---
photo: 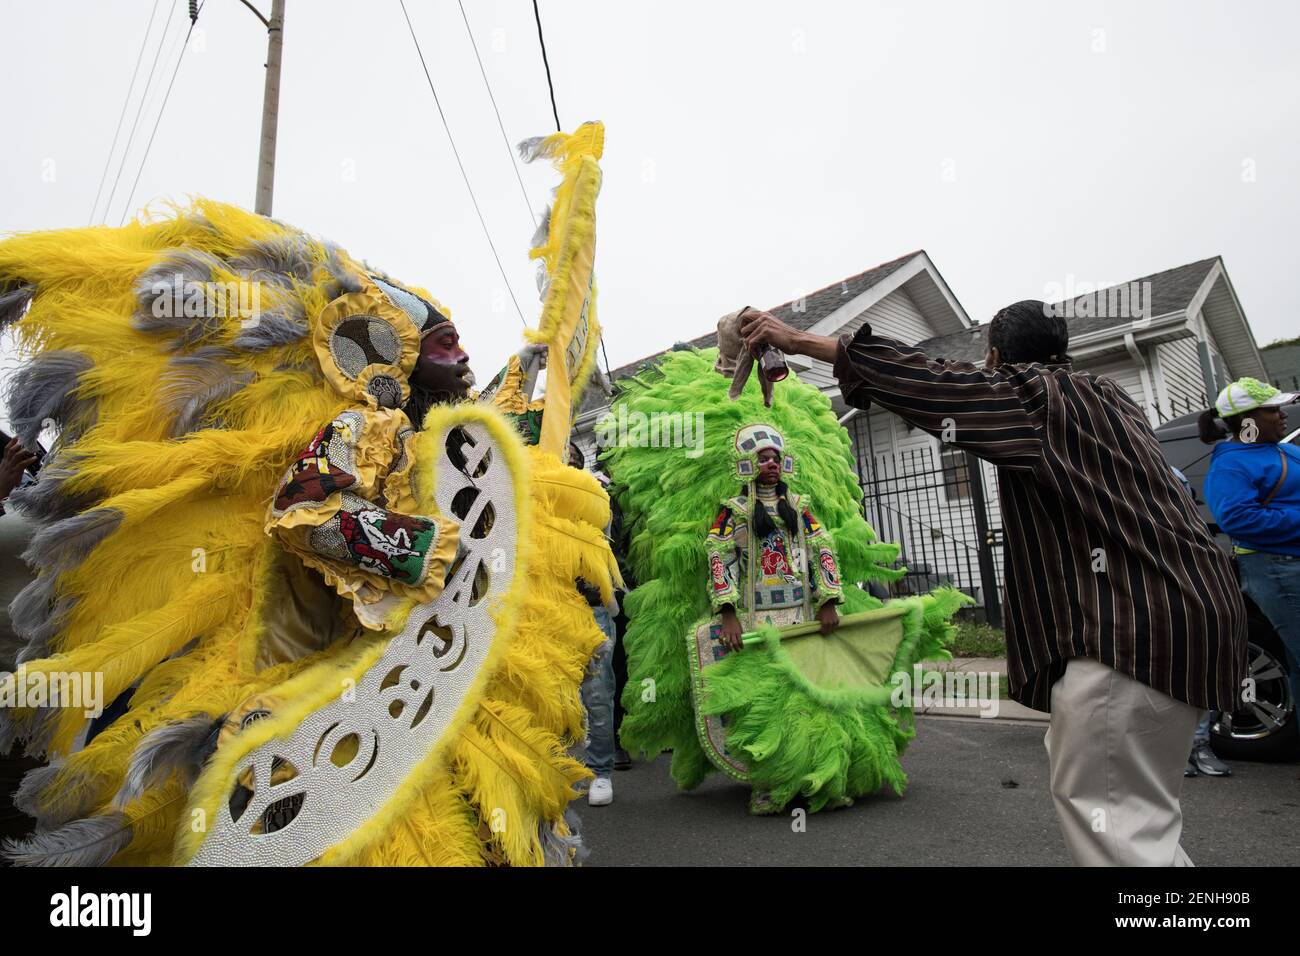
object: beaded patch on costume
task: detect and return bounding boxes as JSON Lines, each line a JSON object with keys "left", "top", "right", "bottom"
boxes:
{"left": 391, "top": 427, "right": 415, "bottom": 474}
{"left": 818, "top": 548, "right": 840, "bottom": 588}
{"left": 507, "top": 408, "right": 544, "bottom": 446}
{"left": 709, "top": 552, "right": 729, "bottom": 594}
{"left": 365, "top": 374, "right": 403, "bottom": 409}
{"left": 308, "top": 492, "right": 439, "bottom": 587}
{"left": 370, "top": 274, "right": 448, "bottom": 334}
{"left": 329, "top": 316, "right": 401, "bottom": 377}
{"left": 272, "top": 411, "right": 365, "bottom": 516}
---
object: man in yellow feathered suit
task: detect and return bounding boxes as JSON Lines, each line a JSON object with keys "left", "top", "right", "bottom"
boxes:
{"left": 0, "top": 123, "right": 617, "bottom": 867}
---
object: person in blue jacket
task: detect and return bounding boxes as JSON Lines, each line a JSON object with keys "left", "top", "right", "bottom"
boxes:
{"left": 1201, "top": 377, "right": 1300, "bottom": 712}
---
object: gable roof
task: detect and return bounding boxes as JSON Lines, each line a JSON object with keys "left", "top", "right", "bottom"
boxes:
{"left": 914, "top": 256, "right": 1266, "bottom": 381}
{"left": 1050, "top": 257, "right": 1219, "bottom": 337}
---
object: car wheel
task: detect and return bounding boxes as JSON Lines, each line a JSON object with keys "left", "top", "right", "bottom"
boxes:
{"left": 1210, "top": 630, "right": 1298, "bottom": 762}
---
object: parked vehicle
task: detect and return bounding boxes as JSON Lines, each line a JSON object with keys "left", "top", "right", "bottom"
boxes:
{"left": 1156, "top": 401, "right": 1300, "bottom": 760}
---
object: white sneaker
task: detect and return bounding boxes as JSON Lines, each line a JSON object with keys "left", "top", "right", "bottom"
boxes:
{"left": 587, "top": 776, "right": 613, "bottom": 806}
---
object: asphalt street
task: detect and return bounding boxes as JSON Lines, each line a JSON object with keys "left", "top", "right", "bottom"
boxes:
{"left": 579, "top": 716, "right": 1300, "bottom": 866}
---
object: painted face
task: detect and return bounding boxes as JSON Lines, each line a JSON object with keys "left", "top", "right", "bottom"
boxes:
{"left": 411, "top": 323, "right": 472, "bottom": 398}
{"left": 756, "top": 447, "right": 782, "bottom": 485}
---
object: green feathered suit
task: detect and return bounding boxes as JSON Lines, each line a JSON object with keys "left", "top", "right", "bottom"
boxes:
{"left": 602, "top": 348, "right": 969, "bottom": 812}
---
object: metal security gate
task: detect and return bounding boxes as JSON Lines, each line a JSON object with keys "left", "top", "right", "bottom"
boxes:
{"left": 855, "top": 444, "right": 1004, "bottom": 628}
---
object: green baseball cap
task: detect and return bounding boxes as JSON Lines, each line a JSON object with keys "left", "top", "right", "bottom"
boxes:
{"left": 1214, "top": 377, "right": 1298, "bottom": 417}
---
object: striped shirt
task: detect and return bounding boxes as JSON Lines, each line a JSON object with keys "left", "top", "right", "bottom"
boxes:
{"left": 833, "top": 326, "right": 1247, "bottom": 713}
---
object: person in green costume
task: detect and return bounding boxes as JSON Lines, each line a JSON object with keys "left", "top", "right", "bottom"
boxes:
{"left": 705, "top": 425, "right": 845, "bottom": 813}
{"left": 604, "top": 348, "right": 967, "bottom": 817}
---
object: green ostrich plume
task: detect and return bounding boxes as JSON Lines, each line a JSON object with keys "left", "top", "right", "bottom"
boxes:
{"left": 602, "top": 348, "right": 969, "bottom": 809}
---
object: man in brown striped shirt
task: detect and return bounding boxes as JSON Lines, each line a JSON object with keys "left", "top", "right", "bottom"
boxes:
{"left": 741, "top": 300, "right": 1247, "bottom": 866}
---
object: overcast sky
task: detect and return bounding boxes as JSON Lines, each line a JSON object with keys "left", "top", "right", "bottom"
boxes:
{"left": 3, "top": 0, "right": 1298, "bottom": 389}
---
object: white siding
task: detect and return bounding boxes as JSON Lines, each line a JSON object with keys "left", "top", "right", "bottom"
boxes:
{"left": 1155, "top": 337, "right": 1212, "bottom": 415}
{"left": 1085, "top": 357, "right": 1146, "bottom": 407}
{"left": 848, "top": 288, "right": 933, "bottom": 346}
{"left": 789, "top": 359, "right": 837, "bottom": 389}
{"left": 789, "top": 287, "right": 938, "bottom": 391}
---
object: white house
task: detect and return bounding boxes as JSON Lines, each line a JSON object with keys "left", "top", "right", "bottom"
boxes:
{"left": 575, "top": 252, "right": 1269, "bottom": 616}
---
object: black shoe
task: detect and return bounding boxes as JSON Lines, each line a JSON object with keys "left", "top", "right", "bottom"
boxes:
{"left": 1184, "top": 758, "right": 1199, "bottom": 778}
{"left": 1191, "top": 744, "right": 1231, "bottom": 777}
{"left": 614, "top": 748, "right": 632, "bottom": 771}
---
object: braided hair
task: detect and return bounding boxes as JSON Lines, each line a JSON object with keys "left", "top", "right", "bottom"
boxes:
{"left": 742, "top": 480, "right": 800, "bottom": 539}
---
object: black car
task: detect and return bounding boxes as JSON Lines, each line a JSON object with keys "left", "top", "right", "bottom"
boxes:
{"left": 1156, "top": 402, "right": 1300, "bottom": 761}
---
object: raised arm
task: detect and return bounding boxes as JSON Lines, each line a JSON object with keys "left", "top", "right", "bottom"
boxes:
{"left": 741, "top": 314, "right": 1044, "bottom": 471}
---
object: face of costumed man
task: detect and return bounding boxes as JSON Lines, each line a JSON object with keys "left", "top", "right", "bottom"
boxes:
{"left": 411, "top": 321, "right": 473, "bottom": 400}
{"left": 756, "top": 447, "right": 782, "bottom": 486}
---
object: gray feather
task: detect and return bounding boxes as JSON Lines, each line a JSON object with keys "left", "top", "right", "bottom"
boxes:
{"left": 0, "top": 698, "right": 63, "bottom": 761}
{"left": 229, "top": 305, "right": 308, "bottom": 351}
{"left": 229, "top": 234, "right": 315, "bottom": 283}
{"left": 8, "top": 573, "right": 58, "bottom": 640}
{"left": 6, "top": 461, "right": 93, "bottom": 522}
{"left": 0, "top": 283, "right": 34, "bottom": 329}
{"left": 21, "top": 703, "right": 66, "bottom": 759}
{"left": 21, "top": 507, "right": 121, "bottom": 574}
{"left": 15, "top": 597, "right": 75, "bottom": 665}
{"left": 159, "top": 348, "right": 254, "bottom": 436}
{"left": 4, "top": 350, "right": 93, "bottom": 448}
{"left": 531, "top": 205, "right": 553, "bottom": 251}
{"left": 542, "top": 807, "right": 588, "bottom": 867}
{"left": 11, "top": 761, "right": 66, "bottom": 821}
{"left": 2, "top": 813, "right": 132, "bottom": 867}
{"left": 322, "top": 243, "right": 363, "bottom": 297}
{"left": 132, "top": 249, "right": 229, "bottom": 345}
{"left": 114, "top": 715, "right": 222, "bottom": 809}
{"left": 12, "top": 760, "right": 102, "bottom": 828}
{"left": 517, "top": 135, "right": 549, "bottom": 163}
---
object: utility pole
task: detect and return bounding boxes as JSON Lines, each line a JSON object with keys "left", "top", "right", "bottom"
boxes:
{"left": 251, "top": 0, "right": 285, "bottom": 216}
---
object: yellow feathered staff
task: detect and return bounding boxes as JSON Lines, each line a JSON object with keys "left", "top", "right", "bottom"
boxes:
{"left": 520, "top": 121, "right": 605, "bottom": 457}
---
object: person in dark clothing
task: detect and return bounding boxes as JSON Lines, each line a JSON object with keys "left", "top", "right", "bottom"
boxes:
{"left": 594, "top": 458, "right": 633, "bottom": 770}
{"left": 740, "top": 299, "right": 1247, "bottom": 866}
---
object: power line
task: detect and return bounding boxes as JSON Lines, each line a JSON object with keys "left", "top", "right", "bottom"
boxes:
{"left": 118, "top": 2, "right": 204, "bottom": 225}
{"left": 88, "top": 0, "right": 162, "bottom": 225}
{"left": 101, "top": 0, "right": 178, "bottom": 224}
{"left": 398, "top": 0, "right": 527, "bottom": 328}
{"left": 532, "top": 0, "right": 561, "bottom": 132}
{"left": 456, "top": 0, "right": 536, "bottom": 229}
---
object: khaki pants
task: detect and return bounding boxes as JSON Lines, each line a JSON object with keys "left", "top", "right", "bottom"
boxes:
{"left": 1044, "top": 656, "right": 1202, "bottom": 866}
